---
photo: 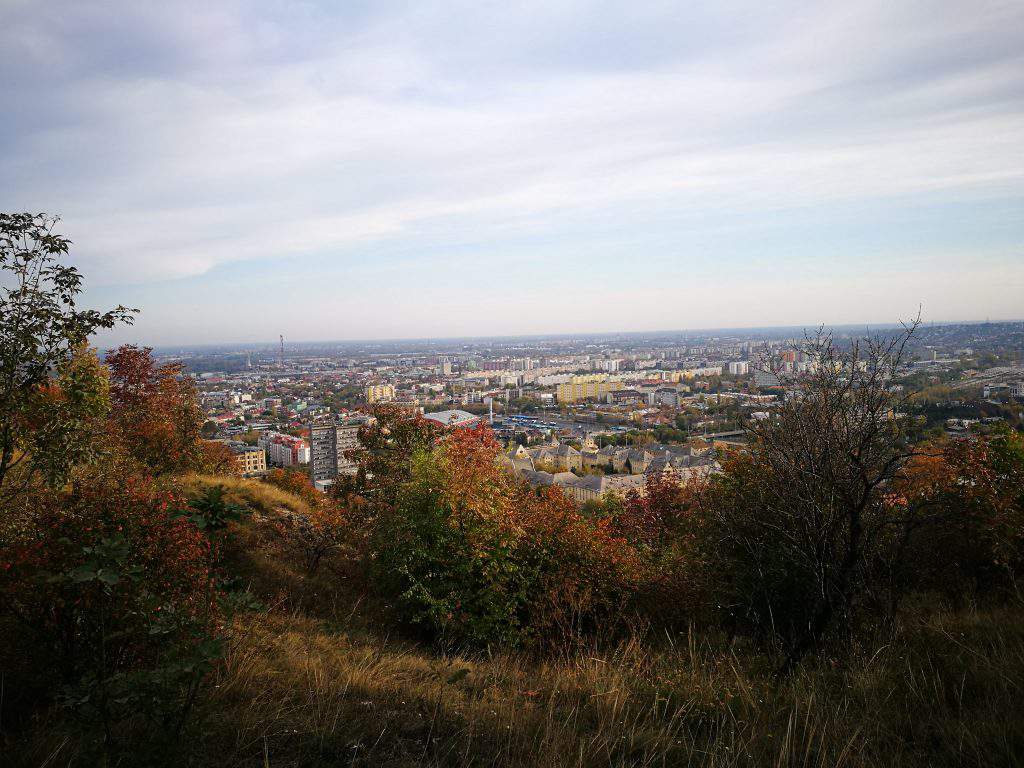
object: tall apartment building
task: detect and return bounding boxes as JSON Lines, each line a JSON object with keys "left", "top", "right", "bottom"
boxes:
{"left": 309, "top": 419, "right": 362, "bottom": 486}
{"left": 556, "top": 375, "right": 623, "bottom": 404}
{"left": 727, "top": 361, "right": 750, "bottom": 375}
{"left": 594, "top": 359, "right": 621, "bottom": 373}
{"left": 365, "top": 383, "right": 396, "bottom": 403}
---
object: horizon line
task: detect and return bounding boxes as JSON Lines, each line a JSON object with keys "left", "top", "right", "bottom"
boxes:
{"left": 134, "top": 317, "right": 1024, "bottom": 352}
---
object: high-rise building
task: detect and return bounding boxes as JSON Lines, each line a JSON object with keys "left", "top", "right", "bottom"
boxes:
{"left": 309, "top": 419, "right": 362, "bottom": 486}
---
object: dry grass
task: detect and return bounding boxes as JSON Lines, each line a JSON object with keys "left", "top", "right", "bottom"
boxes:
{"left": 175, "top": 473, "right": 312, "bottom": 517}
{"left": 188, "top": 601, "right": 1024, "bottom": 768}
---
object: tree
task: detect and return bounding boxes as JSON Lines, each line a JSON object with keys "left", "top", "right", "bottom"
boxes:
{"left": 105, "top": 345, "right": 207, "bottom": 474}
{"left": 0, "top": 213, "right": 135, "bottom": 502}
{"left": 706, "top": 320, "right": 922, "bottom": 671}
{"left": 353, "top": 404, "right": 441, "bottom": 507}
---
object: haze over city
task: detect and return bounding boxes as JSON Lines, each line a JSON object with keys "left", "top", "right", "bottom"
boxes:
{"left": 2, "top": 0, "right": 1022, "bottom": 345}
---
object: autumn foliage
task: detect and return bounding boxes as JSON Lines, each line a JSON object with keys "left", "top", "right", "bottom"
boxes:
{"left": 263, "top": 469, "right": 361, "bottom": 574}
{"left": 367, "top": 423, "right": 647, "bottom": 647}
{"left": 106, "top": 345, "right": 226, "bottom": 475}
{"left": 0, "top": 464, "right": 223, "bottom": 746}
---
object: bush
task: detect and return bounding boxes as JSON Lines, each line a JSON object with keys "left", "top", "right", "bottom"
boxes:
{"left": 0, "top": 466, "right": 224, "bottom": 756}
{"left": 263, "top": 469, "right": 357, "bottom": 574}
{"left": 890, "top": 429, "right": 1024, "bottom": 601}
{"left": 369, "top": 425, "right": 643, "bottom": 649}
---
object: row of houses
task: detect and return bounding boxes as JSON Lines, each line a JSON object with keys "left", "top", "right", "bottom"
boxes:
{"left": 518, "top": 470, "right": 647, "bottom": 504}
{"left": 521, "top": 440, "right": 717, "bottom": 476}
{"left": 498, "top": 440, "right": 721, "bottom": 503}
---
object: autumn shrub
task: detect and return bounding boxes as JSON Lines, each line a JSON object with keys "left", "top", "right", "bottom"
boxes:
{"left": 890, "top": 429, "right": 1024, "bottom": 602}
{"left": 105, "top": 345, "right": 212, "bottom": 475}
{"left": 263, "top": 469, "right": 358, "bottom": 574}
{"left": 370, "top": 424, "right": 644, "bottom": 649}
{"left": 0, "top": 466, "right": 224, "bottom": 755}
{"left": 614, "top": 471, "right": 713, "bottom": 626}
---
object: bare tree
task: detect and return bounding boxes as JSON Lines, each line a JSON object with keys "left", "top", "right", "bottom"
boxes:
{"left": 711, "top": 317, "right": 922, "bottom": 672}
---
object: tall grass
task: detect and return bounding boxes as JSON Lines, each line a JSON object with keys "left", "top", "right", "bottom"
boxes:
{"left": 187, "top": 600, "right": 1022, "bottom": 768}
{"left": 175, "top": 473, "right": 312, "bottom": 517}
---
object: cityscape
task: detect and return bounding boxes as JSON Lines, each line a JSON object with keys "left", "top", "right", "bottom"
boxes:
{"left": 3, "top": 0, "right": 1023, "bottom": 765}
{"left": 188, "top": 322, "right": 1024, "bottom": 501}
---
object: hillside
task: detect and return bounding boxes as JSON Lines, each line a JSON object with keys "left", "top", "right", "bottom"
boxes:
{"left": 10, "top": 475, "right": 1021, "bottom": 768}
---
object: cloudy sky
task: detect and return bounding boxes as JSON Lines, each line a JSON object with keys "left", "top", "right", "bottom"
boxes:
{"left": 2, "top": 0, "right": 1022, "bottom": 345}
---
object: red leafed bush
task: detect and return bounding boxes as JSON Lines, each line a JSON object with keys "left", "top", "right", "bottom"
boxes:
{"left": 263, "top": 469, "right": 362, "bottom": 574}
{"left": 105, "top": 345, "right": 209, "bottom": 475}
{"left": 0, "top": 465, "right": 222, "bottom": 745}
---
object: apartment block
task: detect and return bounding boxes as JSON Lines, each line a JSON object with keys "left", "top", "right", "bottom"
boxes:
{"left": 556, "top": 375, "right": 624, "bottom": 404}
{"left": 365, "top": 383, "right": 396, "bottom": 403}
{"left": 309, "top": 420, "right": 362, "bottom": 485}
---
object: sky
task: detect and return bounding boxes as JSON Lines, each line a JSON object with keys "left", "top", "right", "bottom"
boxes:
{"left": 1, "top": 0, "right": 1022, "bottom": 346}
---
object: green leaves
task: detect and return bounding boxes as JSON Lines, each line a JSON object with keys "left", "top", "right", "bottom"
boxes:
{"left": 0, "top": 213, "right": 136, "bottom": 501}
{"left": 178, "top": 484, "right": 246, "bottom": 533}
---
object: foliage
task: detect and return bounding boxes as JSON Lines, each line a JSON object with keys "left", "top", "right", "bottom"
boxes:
{"left": 264, "top": 469, "right": 360, "bottom": 574}
{"left": 0, "top": 467, "right": 223, "bottom": 755}
{"left": 353, "top": 404, "right": 440, "bottom": 506}
{"left": 890, "top": 428, "right": 1024, "bottom": 599}
{"left": 701, "top": 323, "right": 923, "bottom": 670}
{"left": 21, "top": 345, "right": 111, "bottom": 488}
{"left": 0, "top": 213, "right": 135, "bottom": 502}
{"left": 105, "top": 345, "right": 211, "bottom": 474}
{"left": 370, "top": 424, "right": 642, "bottom": 648}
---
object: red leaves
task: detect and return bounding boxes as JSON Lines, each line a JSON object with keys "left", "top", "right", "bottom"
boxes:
{"left": 105, "top": 345, "right": 207, "bottom": 474}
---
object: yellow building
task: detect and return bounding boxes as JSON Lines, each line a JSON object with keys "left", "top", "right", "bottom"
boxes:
{"left": 228, "top": 443, "right": 267, "bottom": 476}
{"left": 556, "top": 375, "right": 623, "bottom": 403}
{"left": 365, "top": 384, "right": 396, "bottom": 403}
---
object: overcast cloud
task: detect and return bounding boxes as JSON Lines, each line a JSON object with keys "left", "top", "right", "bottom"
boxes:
{"left": 1, "top": 0, "right": 1022, "bottom": 344}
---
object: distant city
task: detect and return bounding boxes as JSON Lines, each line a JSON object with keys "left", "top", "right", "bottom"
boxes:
{"left": 179, "top": 320, "right": 1024, "bottom": 495}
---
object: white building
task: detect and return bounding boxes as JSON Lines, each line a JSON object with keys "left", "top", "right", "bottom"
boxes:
{"left": 728, "top": 361, "right": 750, "bottom": 376}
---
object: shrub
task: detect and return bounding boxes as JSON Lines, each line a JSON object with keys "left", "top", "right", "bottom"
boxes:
{"left": 0, "top": 466, "right": 224, "bottom": 755}
{"left": 264, "top": 470, "right": 358, "bottom": 574}
{"left": 890, "top": 429, "right": 1024, "bottom": 601}
{"left": 105, "top": 345, "right": 210, "bottom": 475}
{"left": 369, "top": 424, "right": 643, "bottom": 649}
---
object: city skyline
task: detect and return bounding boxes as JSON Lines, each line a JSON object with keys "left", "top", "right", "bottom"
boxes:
{"left": 139, "top": 318, "right": 1021, "bottom": 354}
{"left": 3, "top": 0, "right": 1023, "bottom": 345}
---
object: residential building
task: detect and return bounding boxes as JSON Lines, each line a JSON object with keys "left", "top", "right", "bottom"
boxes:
{"left": 224, "top": 441, "right": 267, "bottom": 477}
{"left": 258, "top": 431, "right": 310, "bottom": 467}
{"left": 556, "top": 375, "right": 623, "bottom": 404}
{"left": 309, "top": 419, "right": 362, "bottom": 485}
{"left": 650, "top": 387, "right": 681, "bottom": 408}
{"left": 365, "top": 383, "right": 396, "bottom": 403}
